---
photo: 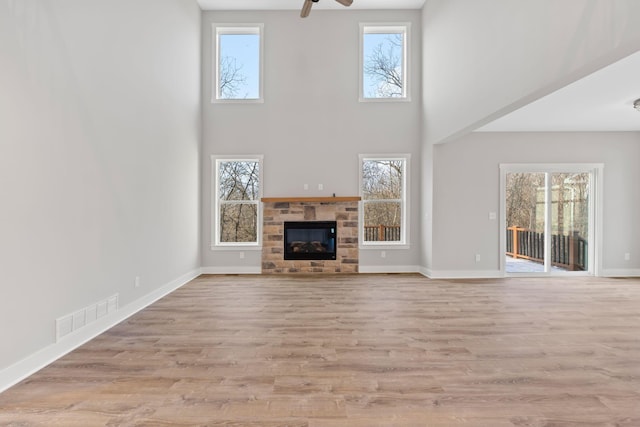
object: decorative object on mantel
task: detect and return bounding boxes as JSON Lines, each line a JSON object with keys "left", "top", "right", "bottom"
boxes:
{"left": 634, "top": 98, "right": 640, "bottom": 112}
{"left": 261, "top": 196, "right": 361, "bottom": 203}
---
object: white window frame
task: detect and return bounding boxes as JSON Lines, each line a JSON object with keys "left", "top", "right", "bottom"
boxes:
{"left": 359, "top": 23, "right": 410, "bottom": 102}
{"left": 359, "top": 154, "right": 410, "bottom": 249}
{"left": 212, "top": 23, "right": 264, "bottom": 103}
{"left": 211, "top": 155, "right": 264, "bottom": 249}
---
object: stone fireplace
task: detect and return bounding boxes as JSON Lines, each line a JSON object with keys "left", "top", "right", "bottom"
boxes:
{"left": 261, "top": 197, "right": 360, "bottom": 273}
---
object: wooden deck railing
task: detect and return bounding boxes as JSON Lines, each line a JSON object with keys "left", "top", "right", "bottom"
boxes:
{"left": 364, "top": 225, "right": 401, "bottom": 241}
{"left": 506, "top": 227, "right": 587, "bottom": 271}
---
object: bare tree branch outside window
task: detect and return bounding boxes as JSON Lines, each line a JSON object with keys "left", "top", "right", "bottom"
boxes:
{"left": 506, "top": 172, "right": 589, "bottom": 238}
{"left": 505, "top": 173, "right": 545, "bottom": 232}
{"left": 362, "top": 159, "right": 404, "bottom": 242}
{"left": 219, "top": 56, "right": 247, "bottom": 99}
{"left": 217, "top": 30, "right": 260, "bottom": 100}
{"left": 218, "top": 160, "right": 260, "bottom": 243}
{"left": 364, "top": 33, "right": 404, "bottom": 98}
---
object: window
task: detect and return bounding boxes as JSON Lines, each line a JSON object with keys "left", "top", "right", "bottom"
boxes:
{"left": 214, "top": 24, "right": 263, "bottom": 102}
{"left": 360, "top": 155, "right": 409, "bottom": 246}
{"left": 360, "top": 24, "right": 409, "bottom": 101}
{"left": 213, "top": 156, "right": 263, "bottom": 247}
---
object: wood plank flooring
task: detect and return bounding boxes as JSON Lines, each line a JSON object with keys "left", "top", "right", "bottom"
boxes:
{"left": 1, "top": 274, "right": 640, "bottom": 426}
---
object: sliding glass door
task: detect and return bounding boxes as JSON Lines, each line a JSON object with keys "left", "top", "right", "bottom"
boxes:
{"left": 505, "top": 172, "right": 546, "bottom": 273}
{"left": 550, "top": 172, "right": 590, "bottom": 272}
{"left": 501, "top": 165, "right": 600, "bottom": 276}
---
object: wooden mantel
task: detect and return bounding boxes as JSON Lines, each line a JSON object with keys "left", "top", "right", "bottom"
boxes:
{"left": 261, "top": 196, "right": 361, "bottom": 203}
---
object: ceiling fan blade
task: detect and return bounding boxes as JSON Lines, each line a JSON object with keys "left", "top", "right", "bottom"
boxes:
{"left": 301, "top": 0, "right": 313, "bottom": 17}
{"left": 335, "top": 0, "right": 353, "bottom": 6}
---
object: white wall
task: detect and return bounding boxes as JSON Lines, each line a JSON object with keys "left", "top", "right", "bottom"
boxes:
{"left": 419, "top": 10, "right": 433, "bottom": 274}
{"left": 0, "top": 0, "right": 201, "bottom": 380}
{"left": 420, "top": 0, "right": 640, "bottom": 274}
{"left": 201, "top": 10, "right": 423, "bottom": 272}
{"left": 422, "top": 0, "right": 640, "bottom": 144}
{"left": 430, "top": 131, "right": 640, "bottom": 277}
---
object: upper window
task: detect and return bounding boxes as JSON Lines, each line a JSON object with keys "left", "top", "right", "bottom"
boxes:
{"left": 359, "top": 155, "right": 409, "bottom": 246}
{"left": 360, "top": 24, "right": 410, "bottom": 101}
{"left": 213, "top": 156, "right": 263, "bottom": 247}
{"left": 213, "top": 24, "right": 263, "bottom": 102}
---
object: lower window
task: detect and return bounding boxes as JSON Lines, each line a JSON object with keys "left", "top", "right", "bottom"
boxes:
{"left": 360, "top": 155, "right": 409, "bottom": 245}
{"left": 213, "top": 156, "right": 263, "bottom": 247}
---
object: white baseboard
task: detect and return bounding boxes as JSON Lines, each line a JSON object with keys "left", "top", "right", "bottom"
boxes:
{"left": 423, "top": 268, "right": 640, "bottom": 279}
{"left": 599, "top": 269, "right": 640, "bottom": 277}
{"left": 200, "top": 266, "right": 261, "bottom": 275}
{"left": 205, "top": 266, "right": 425, "bottom": 275}
{"left": 426, "top": 269, "right": 504, "bottom": 279}
{"left": 359, "top": 265, "right": 421, "bottom": 274}
{"left": 0, "top": 268, "right": 201, "bottom": 394}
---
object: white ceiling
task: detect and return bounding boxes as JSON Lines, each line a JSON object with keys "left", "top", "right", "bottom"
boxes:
{"left": 197, "top": 0, "right": 426, "bottom": 11}
{"left": 478, "top": 50, "right": 640, "bottom": 132}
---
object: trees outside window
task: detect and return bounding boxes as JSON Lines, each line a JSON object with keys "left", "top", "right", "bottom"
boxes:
{"left": 214, "top": 25, "right": 263, "bottom": 102}
{"left": 213, "top": 157, "right": 263, "bottom": 246}
{"left": 506, "top": 172, "right": 590, "bottom": 238}
{"left": 361, "top": 24, "right": 409, "bottom": 100}
{"left": 505, "top": 172, "right": 545, "bottom": 232}
{"left": 360, "top": 156, "right": 409, "bottom": 244}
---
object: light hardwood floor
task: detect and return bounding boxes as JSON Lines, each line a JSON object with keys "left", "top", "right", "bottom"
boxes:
{"left": 1, "top": 274, "right": 639, "bottom": 426}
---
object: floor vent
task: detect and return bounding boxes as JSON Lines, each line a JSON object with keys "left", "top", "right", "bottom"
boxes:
{"left": 55, "top": 294, "right": 118, "bottom": 342}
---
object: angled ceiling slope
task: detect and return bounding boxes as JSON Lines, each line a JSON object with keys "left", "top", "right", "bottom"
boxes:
{"left": 198, "top": 0, "right": 426, "bottom": 11}
{"left": 478, "top": 50, "right": 640, "bottom": 132}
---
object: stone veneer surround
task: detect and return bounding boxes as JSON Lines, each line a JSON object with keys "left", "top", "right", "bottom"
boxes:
{"left": 262, "top": 198, "right": 359, "bottom": 273}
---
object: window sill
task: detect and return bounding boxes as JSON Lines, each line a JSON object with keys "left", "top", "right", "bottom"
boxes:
{"left": 211, "top": 98, "right": 264, "bottom": 104}
{"left": 210, "top": 245, "right": 263, "bottom": 251}
{"left": 360, "top": 244, "right": 410, "bottom": 250}
{"left": 359, "top": 96, "right": 411, "bottom": 103}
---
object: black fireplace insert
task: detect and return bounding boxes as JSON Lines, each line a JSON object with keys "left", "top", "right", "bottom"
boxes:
{"left": 284, "top": 221, "right": 337, "bottom": 260}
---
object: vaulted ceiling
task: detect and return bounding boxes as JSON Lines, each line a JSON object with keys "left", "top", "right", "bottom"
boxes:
{"left": 198, "top": 0, "right": 640, "bottom": 132}
{"left": 478, "top": 50, "right": 640, "bottom": 132}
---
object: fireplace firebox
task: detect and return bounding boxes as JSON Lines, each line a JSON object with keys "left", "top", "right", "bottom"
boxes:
{"left": 284, "top": 221, "right": 337, "bottom": 260}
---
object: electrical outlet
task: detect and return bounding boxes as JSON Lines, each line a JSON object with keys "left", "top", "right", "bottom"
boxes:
{"left": 304, "top": 184, "right": 309, "bottom": 190}
{"left": 318, "top": 184, "right": 324, "bottom": 190}
{"left": 239, "top": 251, "right": 245, "bottom": 259}
{"left": 475, "top": 254, "right": 481, "bottom": 262}
{"left": 489, "top": 212, "right": 496, "bottom": 220}
{"left": 381, "top": 251, "right": 386, "bottom": 258}
{"left": 625, "top": 253, "right": 631, "bottom": 261}
{"left": 134, "top": 276, "right": 140, "bottom": 288}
